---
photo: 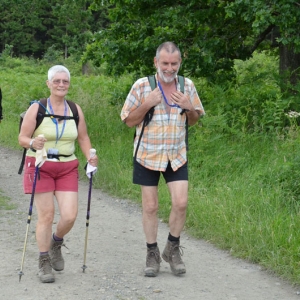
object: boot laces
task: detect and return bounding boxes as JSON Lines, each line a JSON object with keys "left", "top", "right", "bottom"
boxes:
{"left": 146, "top": 248, "right": 161, "bottom": 267}
{"left": 170, "top": 244, "right": 185, "bottom": 264}
{"left": 39, "top": 256, "right": 52, "bottom": 273}
{"left": 52, "top": 242, "right": 68, "bottom": 252}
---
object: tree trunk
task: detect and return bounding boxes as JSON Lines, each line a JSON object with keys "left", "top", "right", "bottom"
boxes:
{"left": 65, "top": 45, "right": 68, "bottom": 59}
{"left": 279, "top": 44, "right": 300, "bottom": 93}
{"left": 82, "top": 62, "right": 91, "bottom": 75}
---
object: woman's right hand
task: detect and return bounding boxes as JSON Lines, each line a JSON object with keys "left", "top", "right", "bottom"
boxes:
{"left": 32, "top": 135, "right": 47, "bottom": 150}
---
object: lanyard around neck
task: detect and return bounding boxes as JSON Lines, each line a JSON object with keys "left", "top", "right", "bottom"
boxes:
{"left": 157, "top": 81, "right": 180, "bottom": 108}
{"left": 47, "top": 98, "right": 67, "bottom": 145}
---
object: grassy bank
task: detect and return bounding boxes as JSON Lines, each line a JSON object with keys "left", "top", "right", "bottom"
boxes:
{"left": 1, "top": 57, "right": 300, "bottom": 285}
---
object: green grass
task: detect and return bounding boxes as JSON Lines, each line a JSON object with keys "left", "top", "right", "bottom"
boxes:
{"left": 0, "top": 189, "right": 16, "bottom": 211}
{"left": 2, "top": 56, "right": 300, "bottom": 285}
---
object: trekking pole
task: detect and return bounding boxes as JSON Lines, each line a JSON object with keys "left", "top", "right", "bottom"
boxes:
{"left": 18, "top": 165, "right": 39, "bottom": 282}
{"left": 82, "top": 149, "right": 96, "bottom": 272}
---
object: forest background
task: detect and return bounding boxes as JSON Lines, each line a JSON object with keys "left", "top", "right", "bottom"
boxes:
{"left": 1, "top": 0, "right": 300, "bottom": 286}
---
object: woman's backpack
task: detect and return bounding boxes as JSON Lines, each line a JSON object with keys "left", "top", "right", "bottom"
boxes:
{"left": 18, "top": 98, "right": 79, "bottom": 174}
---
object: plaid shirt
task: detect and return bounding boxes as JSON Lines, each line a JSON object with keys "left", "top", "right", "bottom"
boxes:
{"left": 121, "top": 75, "right": 205, "bottom": 171}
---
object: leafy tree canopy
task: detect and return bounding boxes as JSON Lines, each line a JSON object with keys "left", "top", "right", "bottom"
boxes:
{"left": 0, "top": 0, "right": 108, "bottom": 59}
{"left": 85, "top": 0, "right": 300, "bottom": 82}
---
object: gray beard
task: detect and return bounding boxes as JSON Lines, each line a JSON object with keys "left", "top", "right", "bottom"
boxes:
{"left": 157, "top": 69, "right": 178, "bottom": 83}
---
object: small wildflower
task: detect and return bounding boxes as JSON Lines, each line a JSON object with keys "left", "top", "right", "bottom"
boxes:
{"left": 285, "top": 111, "right": 300, "bottom": 118}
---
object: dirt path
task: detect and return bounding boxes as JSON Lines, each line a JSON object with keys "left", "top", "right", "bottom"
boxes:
{"left": 1, "top": 146, "right": 300, "bottom": 300}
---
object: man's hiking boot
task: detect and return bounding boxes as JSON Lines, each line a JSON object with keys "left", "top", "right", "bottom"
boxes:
{"left": 162, "top": 240, "right": 186, "bottom": 275}
{"left": 49, "top": 238, "right": 65, "bottom": 271}
{"left": 144, "top": 246, "right": 162, "bottom": 277}
{"left": 38, "top": 254, "right": 55, "bottom": 283}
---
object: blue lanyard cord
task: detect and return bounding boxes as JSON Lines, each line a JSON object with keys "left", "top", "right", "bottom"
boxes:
{"left": 157, "top": 81, "right": 180, "bottom": 108}
{"left": 47, "top": 98, "right": 67, "bottom": 145}
{"left": 30, "top": 100, "right": 52, "bottom": 115}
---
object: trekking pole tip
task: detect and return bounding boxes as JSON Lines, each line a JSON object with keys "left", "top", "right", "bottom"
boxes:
{"left": 82, "top": 265, "right": 87, "bottom": 273}
{"left": 18, "top": 270, "right": 24, "bottom": 282}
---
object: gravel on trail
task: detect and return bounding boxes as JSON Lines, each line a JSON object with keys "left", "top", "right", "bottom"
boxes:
{"left": 1, "top": 146, "right": 300, "bottom": 300}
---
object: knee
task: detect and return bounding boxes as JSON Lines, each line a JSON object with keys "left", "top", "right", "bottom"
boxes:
{"left": 38, "top": 212, "right": 54, "bottom": 225}
{"left": 143, "top": 202, "right": 159, "bottom": 215}
{"left": 63, "top": 214, "right": 77, "bottom": 226}
{"left": 173, "top": 199, "right": 188, "bottom": 213}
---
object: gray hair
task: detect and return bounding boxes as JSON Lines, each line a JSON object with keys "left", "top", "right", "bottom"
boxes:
{"left": 156, "top": 42, "right": 181, "bottom": 60}
{"left": 48, "top": 65, "right": 71, "bottom": 81}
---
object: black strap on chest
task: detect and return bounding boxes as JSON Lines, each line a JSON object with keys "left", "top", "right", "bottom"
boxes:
{"left": 36, "top": 98, "right": 79, "bottom": 129}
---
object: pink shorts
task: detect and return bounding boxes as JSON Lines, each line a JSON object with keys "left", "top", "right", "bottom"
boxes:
{"left": 23, "top": 156, "right": 79, "bottom": 194}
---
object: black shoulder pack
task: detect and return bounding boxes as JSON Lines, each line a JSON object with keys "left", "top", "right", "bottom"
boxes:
{"left": 134, "top": 75, "right": 187, "bottom": 159}
{"left": 18, "top": 98, "right": 79, "bottom": 174}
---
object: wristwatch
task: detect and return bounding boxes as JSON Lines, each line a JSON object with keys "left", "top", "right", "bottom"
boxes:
{"left": 29, "top": 139, "right": 35, "bottom": 151}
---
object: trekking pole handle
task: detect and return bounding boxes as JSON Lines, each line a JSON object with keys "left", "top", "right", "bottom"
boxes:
{"left": 89, "top": 148, "right": 96, "bottom": 158}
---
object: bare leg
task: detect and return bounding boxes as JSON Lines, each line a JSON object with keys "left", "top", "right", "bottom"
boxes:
{"left": 167, "top": 180, "right": 188, "bottom": 237}
{"left": 141, "top": 186, "right": 162, "bottom": 277}
{"left": 141, "top": 186, "right": 159, "bottom": 244}
{"left": 34, "top": 192, "right": 55, "bottom": 252}
{"left": 34, "top": 192, "right": 56, "bottom": 282}
{"left": 54, "top": 191, "right": 78, "bottom": 238}
{"left": 161, "top": 180, "right": 188, "bottom": 275}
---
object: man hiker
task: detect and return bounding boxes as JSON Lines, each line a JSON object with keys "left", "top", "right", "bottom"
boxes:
{"left": 120, "top": 41, "right": 205, "bottom": 277}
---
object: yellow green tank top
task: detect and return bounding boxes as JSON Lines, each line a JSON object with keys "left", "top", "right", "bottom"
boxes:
{"left": 27, "top": 103, "right": 78, "bottom": 162}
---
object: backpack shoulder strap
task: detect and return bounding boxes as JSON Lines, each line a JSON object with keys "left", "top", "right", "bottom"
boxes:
{"left": 148, "top": 74, "right": 184, "bottom": 92}
{"left": 36, "top": 98, "right": 48, "bottom": 129}
{"left": 36, "top": 98, "right": 79, "bottom": 129}
{"left": 39, "top": 98, "right": 47, "bottom": 109}
{"left": 18, "top": 98, "right": 47, "bottom": 175}
{"left": 134, "top": 76, "right": 156, "bottom": 159}
{"left": 66, "top": 100, "right": 79, "bottom": 128}
{"left": 178, "top": 75, "right": 185, "bottom": 93}
{"left": 19, "top": 99, "right": 79, "bottom": 175}
{"left": 177, "top": 75, "right": 189, "bottom": 150}
{"left": 148, "top": 75, "right": 157, "bottom": 90}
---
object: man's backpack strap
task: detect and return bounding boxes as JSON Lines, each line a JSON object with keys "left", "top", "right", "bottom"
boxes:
{"left": 148, "top": 75, "right": 184, "bottom": 91}
{"left": 134, "top": 76, "right": 156, "bottom": 159}
{"left": 148, "top": 75, "right": 157, "bottom": 90}
{"left": 134, "top": 75, "right": 188, "bottom": 160}
{"left": 178, "top": 75, "right": 184, "bottom": 93}
{"left": 149, "top": 75, "right": 188, "bottom": 151}
{"left": 177, "top": 76, "right": 189, "bottom": 150}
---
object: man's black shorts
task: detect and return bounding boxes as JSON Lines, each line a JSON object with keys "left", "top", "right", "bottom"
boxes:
{"left": 133, "top": 159, "right": 188, "bottom": 186}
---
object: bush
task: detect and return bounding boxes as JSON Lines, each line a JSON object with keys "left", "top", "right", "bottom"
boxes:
{"left": 202, "top": 51, "right": 294, "bottom": 134}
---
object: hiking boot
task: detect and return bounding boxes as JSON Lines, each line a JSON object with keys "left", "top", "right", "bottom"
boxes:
{"left": 49, "top": 238, "right": 65, "bottom": 271}
{"left": 162, "top": 240, "right": 186, "bottom": 275}
{"left": 38, "top": 254, "right": 55, "bottom": 283}
{"left": 144, "top": 246, "right": 162, "bottom": 277}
